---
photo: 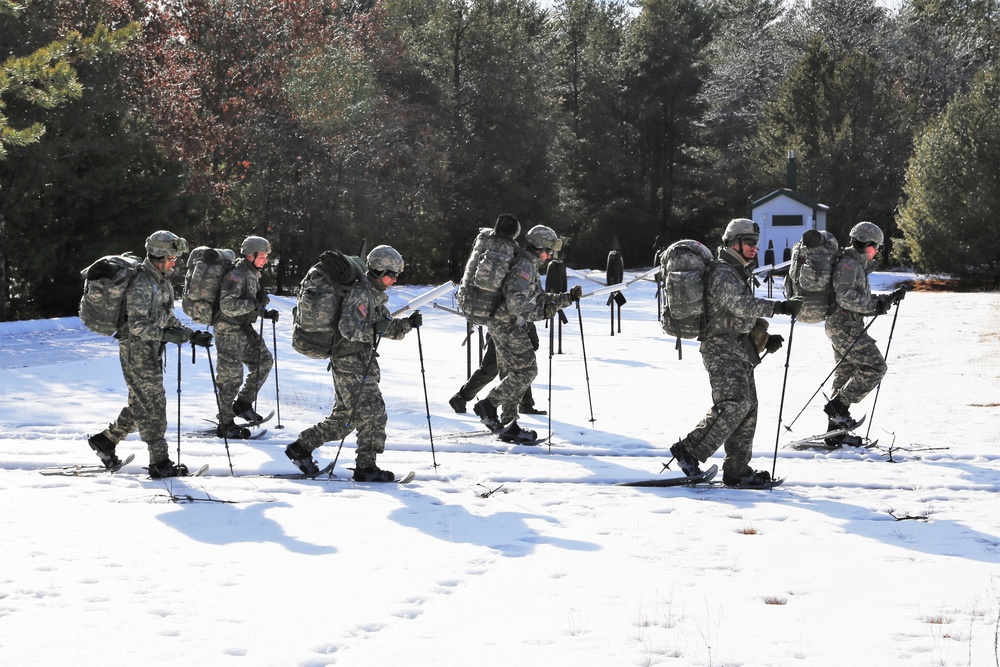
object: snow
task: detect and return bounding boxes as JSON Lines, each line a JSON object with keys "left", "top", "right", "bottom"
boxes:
{"left": 1, "top": 269, "right": 999, "bottom": 666}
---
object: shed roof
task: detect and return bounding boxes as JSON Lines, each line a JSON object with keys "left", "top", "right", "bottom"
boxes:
{"left": 749, "top": 188, "right": 829, "bottom": 213}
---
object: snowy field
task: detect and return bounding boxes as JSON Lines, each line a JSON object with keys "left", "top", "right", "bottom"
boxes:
{"left": 1, "top": 269, "right": 998, "bottom": 666}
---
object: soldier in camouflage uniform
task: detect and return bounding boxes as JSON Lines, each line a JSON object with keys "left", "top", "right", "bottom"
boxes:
{"left": 669, "top": 219, "right": 801, "bottom": 488}
{"left": 284, "top": 245, "right": 422, "bottom": 482}
{"left": 87, "top": 231, "right": 213, "bottom": 478}
{"left": 822, "top": 221, "right": 905, "bottom": 446}
{"left": 214, "top": 236, "right": 278, "bottom": 439}
{"left": 472, "top": 223, "right": 581, "bottom": 444}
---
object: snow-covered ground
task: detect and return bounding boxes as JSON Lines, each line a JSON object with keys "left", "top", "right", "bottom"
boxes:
{"left": 1, "top": 269, "right": 998, "bottom": 666}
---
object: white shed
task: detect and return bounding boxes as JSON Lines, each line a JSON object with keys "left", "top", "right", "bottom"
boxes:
{"left": 748, "top": 152, "right": 829, "bottom": 265}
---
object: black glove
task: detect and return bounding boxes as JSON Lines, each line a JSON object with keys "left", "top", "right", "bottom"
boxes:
{"left": 889, "top": 286, "right": 907, "bottom": 304}
{"left": 526, "top": 322, "right": 540, "bottom": 351}
{"left": 261, "top": 308, "right": 279, "bottom": 322}
{"left": 765, "top": 334, "right": 784, "bottom": 354}
{"left": 254, "top": 291, "right": 270, "bottom": 309}
{"left": 874, "top": 295, "right": 892, "bottom": 315}
{"left": 190, "top": 330, "right": 213, "bottom": 348}
{"left": 162, "top": 327, "right": 190, "bottom": 344}
{"left": 407, "top": 312, "right": 423, "bottom": 329}
{"left": 569, "top": 285, "right": 583, "bottom": 302}
{"left": 774, "top": 300, "right": 803, "bottom": 317}
{"left": 373, "top": 318, "right": 391, "bottom": 335}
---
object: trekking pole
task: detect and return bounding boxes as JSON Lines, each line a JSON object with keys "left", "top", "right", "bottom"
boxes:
{"left": 176, "top": 342, "right": 182, "bottom": 464}
{"left": 271, "top": 319, "right": 283, "bottom": 429}
{"left": 575, "top": 300, "right": 596, "bottom": 423}
{"left": 547, "top": 314, "right": 554, "bottom": 451}
{"left": 253, "top": 316, "right": 264, "bottom": 416}
{"left": 783, "top": 314, "right": 881, "bottom": 432}
{"left": 413, "top": 314, "right": 439, "bottom": 468}
{"left": 204, "top": 342, "right": 235, "bottom": 475}
{"left": 331, "top": 335, "right": 382, "bottom": 473}
{"left": 865, "top": 299, "right": 903, "bottom": 440}
{"left": 771, "top": 316, "right": 796, "bottom": 488}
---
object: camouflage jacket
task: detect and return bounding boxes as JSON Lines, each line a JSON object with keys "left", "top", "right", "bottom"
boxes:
{"left": 336, "top": 275, "right": 412, "bottom": 358}
{"left": 831, "top": 247, "right": 879, "bottom": 320}
{"left": 703, "top": 247, "right": 776, "bottom": 338}
{"left": 218, "top": 258, "right": 262, "bottom": 327}
{"left": 122, "top": 258, "right": 186, "bottom": 342}
{"left": 496, "top": 250, "right": 574, "bottom": 325}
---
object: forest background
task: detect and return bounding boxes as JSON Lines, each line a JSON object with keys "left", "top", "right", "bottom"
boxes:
{"left": 2, "top": 0, "right": 999, "bottom": 321}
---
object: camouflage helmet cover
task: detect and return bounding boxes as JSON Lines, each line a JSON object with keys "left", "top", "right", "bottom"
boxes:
{"left": 241, "top": 235, "right": 272, "bottom": 255}
{"left": 145, "top": 230, "right": 189, "bottom": 258}
{"left": 524, "top": 225, "right": 563, "bottom": 252}
{"left": 849, "top": 221, "right": 884, "bottom": 246}
{"left": 366, "top": 245, "right": 404, "bottom": 274}
{"left": 722, "top": 218, "right": 760, "bottom": 245}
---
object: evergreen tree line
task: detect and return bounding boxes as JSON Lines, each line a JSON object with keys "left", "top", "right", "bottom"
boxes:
{"left": 2, "top": 0, "right": 999, "bottom": 321}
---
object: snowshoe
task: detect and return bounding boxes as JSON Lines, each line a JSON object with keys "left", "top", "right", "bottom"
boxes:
{"left": 473, "top": 398, "right": 503, "bottom": 433}
{"left": 284, "top": 441, "right": 320, "bottom": 475}
{"left": 87, "top": 433, "right": 122, "bottom": 471}
{"left": 353, "top": 466, "right": 395, "bottom": 483}
{"left": 216, "top": 421, "right": 252, "bottom": 440}
{"left": 497, "top": 421, "right": 538, "bottom": 444}
{"left": 669, "top": 441, "right": 703, "bottom": 477}
{"left": 722, "top": 468, "right": 773, "bottom": 489}
{"left": 148, "top": 458, "right": 190, "bottom": 479}
{"left": 449, "top": 393, "right": 467, "bottom": 414}
{"left": 232, "top": 399, "right": 265, "bottom": 424}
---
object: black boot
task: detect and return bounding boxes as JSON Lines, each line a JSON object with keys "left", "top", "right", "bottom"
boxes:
{"left": 473, "top": 398, "right": 502, "bottom": 432}
{"left": 722, "top": 468, "right": 772, "bottom": 488}
{"left": 284, "top": 441, "right": 320, "bottom": 475}
{"left": 519, "top": 404, "right": 547, "bottom": 416}
{"left": 823, "top": 398, "right": 861, "bottom": 431}
{"left": 88, "top": 433, "right": 122, "bottom": 471}
{"left": 216, "top": 421, "right": 252, "bottom": 439}
{"left": 148, "top": 458, "right": 190, "bottom": 479}
{"left": 353, "top": 465, "right": 395, "bottom": 482}
{"left": 669, "top": 441, "right": 703, "bottom": 476}
{"left": 449, "top": 393, "right": 467, "bottom": 414}
{"left": 497, "top": 421, "right": 539, "bottom": 444}
{"left": 233, "top": 398, "right": 264, "bottom": 424}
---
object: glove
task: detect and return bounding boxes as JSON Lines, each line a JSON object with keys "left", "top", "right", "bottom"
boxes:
{"left": 874, "top": 295, "right": 892, "bottom": 315}
{"left": 261, "top": 308, "right": 280, "bottom": 322}
{"left": 889, "top": 286, "right": 907, "bottom": 304}
{"left": 162, "top": 327, "right": 190, "bottom": 344}
{"left": 373, "top": 318, "right": 391, "bottom": 335}
{"left": 765, "top": 334, "right": 784, "bottom": 354}
{"left": 254, "top": 291, "right": 270, "bottom": 309}
{"left": 407, "top": 312, "right": 423, "bottom": 329}
{"left": 190, "top": 330, "right": 213, "bottom": 348}
{"left": 569, "top": 285, "right": 583, "bottom": 302}
{"left": 774, "top": 300, "right": 803, "bottom": 317}
{"left": 526, "top": 322, "right": 540, "bottom": 351}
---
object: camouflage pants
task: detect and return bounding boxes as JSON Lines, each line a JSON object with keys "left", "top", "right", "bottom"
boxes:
{"left": 214, "top": 322, "right": 273, "bottom": 423}
{"left": 486, "top": 321, "right": 537, "bottom": 425}
{"left": 825, "top": 313, "right": 886, "bottom": 406}
{"left": 457, "top": 333, "right": 536, "bottom": 407}
{"left": 297, "top": 351, "right": 386, "bottom": 469}
{"left": 103, "top": 338, "right": 170, "bottom": 464}
{"left": 680, "top": 336, "right": 758, "bottom": 477}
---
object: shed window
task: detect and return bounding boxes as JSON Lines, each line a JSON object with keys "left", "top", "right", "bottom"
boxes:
{"left": 772, "top": 214, "right": 804, "bottom": 227}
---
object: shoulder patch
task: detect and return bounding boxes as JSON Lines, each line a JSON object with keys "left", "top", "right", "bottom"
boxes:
{"left": 517, "top": 270, "right": 531, "bottom": 281}
{"left": 356, "top": 303, "right": 368, "bottom": 318}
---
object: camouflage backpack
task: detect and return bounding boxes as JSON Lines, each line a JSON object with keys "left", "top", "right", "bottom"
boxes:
{"left": 182, "top": 246, "right": 237, "bottom": 325}
{"left": 454, "top": 228, "right": 520, "bottom": 325}
{"left": 79, "top": 254, "right": 142, "bottom": 336}
{"left": 783, "top": 229, "right": 840, "bottom": 324}
{"left": 291, "top": 250, "right": 368, "bottom": 359}
{"left": 659, "top": 240, "right": 716, "bottom": 356}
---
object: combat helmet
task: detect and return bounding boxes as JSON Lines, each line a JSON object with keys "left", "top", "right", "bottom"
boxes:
{"left": 722, "top": 218, "right": 760, "bottom": 245}
{"left": 524, "top": 225, "right": 563, "bottom": 253}
{"left": 241, "top": 235, "right": 272, "bottom": 256}
{"left": 367, "top": 245, "right": 404, "bottom": 276}
{"left": 145, "top": 230, "right": 189, "bottom": 258}
{"left": 849, "top": 222, "right": 884, "bottom": 247}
